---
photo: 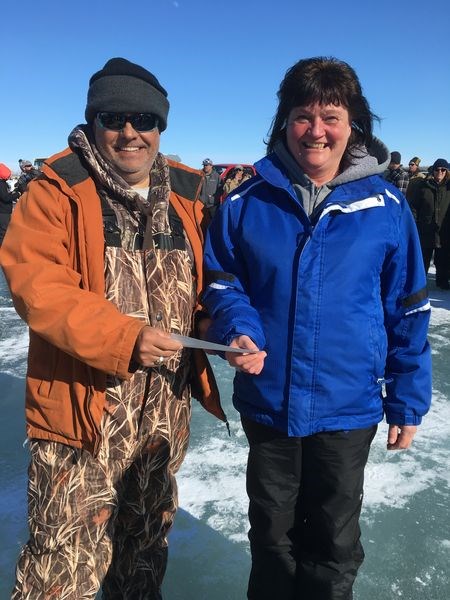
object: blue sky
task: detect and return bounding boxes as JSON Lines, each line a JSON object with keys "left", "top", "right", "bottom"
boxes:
{"left": 1, "top": 0, "right": 449, "bottom": 173}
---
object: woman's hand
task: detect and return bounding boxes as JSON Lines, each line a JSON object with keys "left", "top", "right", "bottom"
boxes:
{"left": 387, "top": 424, "right": 417, "bottom": 450}
{"left": 225, "top": 335, "right": 267, "bottom": 375}
{"left": 132, "top": 326, "right": 182, "bottom": 367}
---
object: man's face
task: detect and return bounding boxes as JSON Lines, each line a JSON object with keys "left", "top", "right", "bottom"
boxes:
{"left": 408, "top": 162, "right": 419, "bottom": 174}
{"left": 93, "top": 114, "right": 160, "bottom": 187}
{"left": 203, "top": 163, "right": 213, "bottom": 174}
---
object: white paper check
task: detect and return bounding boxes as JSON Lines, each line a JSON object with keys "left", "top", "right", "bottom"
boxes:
{"left": 170, "top": 333, "right": 258, "bottom": 354}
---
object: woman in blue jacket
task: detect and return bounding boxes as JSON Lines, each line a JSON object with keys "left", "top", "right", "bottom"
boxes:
{"left": 203, "top": 57, "right": 431, "bottom": 600}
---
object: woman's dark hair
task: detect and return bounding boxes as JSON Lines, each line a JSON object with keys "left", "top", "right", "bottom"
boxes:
{"left": 266, "top": 56, "right": 379, "bottom": 154}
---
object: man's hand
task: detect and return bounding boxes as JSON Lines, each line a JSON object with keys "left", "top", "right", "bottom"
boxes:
{"left": 225, "top": 335, "right": 267, "bottom": 375}
{"left": 132, "top": 326, "right": 182, "bottom": 367}
{"left": 387, "top": 424, "right": 417, "bottom": 450}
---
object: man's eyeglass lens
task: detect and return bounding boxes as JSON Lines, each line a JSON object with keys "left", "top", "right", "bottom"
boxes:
{"left": 96, "top": 113, "right": 159, "bottom": 132}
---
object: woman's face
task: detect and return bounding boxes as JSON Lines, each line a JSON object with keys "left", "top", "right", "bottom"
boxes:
{"left": 286, "top": 102, "right": 352, "bottom": 185}
{"left": 433, "top": 167, "right": 447, "bottom": 185}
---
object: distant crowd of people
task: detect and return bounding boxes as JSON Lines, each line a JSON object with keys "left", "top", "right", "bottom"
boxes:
{"left": 199, "top": 159, "right": 254, "bottom": 217}
{"left": 0, "top": 159, "right": 42, "bottom": 245}
{"left": 383, "top": 151, "right": 450, "bottom": 289}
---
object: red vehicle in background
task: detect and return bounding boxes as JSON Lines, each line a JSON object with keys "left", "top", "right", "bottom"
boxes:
{"left": 213, "top": 163, "right": 256, "bottom": 203}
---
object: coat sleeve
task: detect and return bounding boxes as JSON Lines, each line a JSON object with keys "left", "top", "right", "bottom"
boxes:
{"left": 381, "top": 196, "right": 432, "bottom": 425}
{"left": 398, "top": 172, "right": 410, "bottom": 195}
{"left": 202, "top": 200, "right": 266, "bottom": 349}
{"left": 0, "top": 178, "right": 145, "bottom": 379}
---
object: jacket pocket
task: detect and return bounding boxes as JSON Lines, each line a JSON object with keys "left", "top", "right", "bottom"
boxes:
{"left": 369, "top": 316, "right": 387, "bottom": 379}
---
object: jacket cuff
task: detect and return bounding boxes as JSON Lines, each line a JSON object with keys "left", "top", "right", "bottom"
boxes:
{"left": 384, "top": 409, "right": 422, "bottom": 426}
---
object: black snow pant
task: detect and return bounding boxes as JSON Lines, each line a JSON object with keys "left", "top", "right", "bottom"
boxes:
{"left": 434, "top": 248, "right": 450, "bottom": 287}
{"left": 422, "top": 246, "right": 450, "bottom": 286}
{"left": 241, "top": 417, "right": 377, "bottom": 600}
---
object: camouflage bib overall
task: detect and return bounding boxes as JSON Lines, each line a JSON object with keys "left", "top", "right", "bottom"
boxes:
{"left": 12, "top": 151, "right": 196, "bottom": 600}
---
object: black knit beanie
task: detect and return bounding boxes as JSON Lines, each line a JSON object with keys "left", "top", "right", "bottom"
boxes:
{"left": 432, "top": 158, "right": 449, "bottom": 171}
{"left": 85, "top": 57, "right": 169, "bottom": 131}
{"left": 390, "top": 151, "right": 401, "bottom": 164}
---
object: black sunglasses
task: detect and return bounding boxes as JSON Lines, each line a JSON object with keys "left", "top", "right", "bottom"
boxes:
{"left": 434, "top": 168, "right": 447, "bottom": 173}
{"left": 96, "top": 112, "right": 159, "bottom": 132}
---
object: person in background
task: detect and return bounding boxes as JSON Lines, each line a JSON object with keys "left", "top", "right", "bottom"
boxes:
{"left": 406, "top": 156, "right": 426, "bottom": 203}
{"left": 410, "top": 158, "right": 450, "bottom": 289}
{"left": 241, "top": 165, "right": 255, "bottom": 183}
{"left": 203, "top": 56, "right": 431, "bottom": 600}
{"left": 0, "top": 163, "right": 18, "bottom": 245}
{"left": 222, "top": 164, "right": 245, "bottom": 196}
{"left": 407, "top": 156, "right": 424, "bottom": 179}
{"left": 14, "top": 159, "right": 41, "bottom": 196}
{"left": 199, "top": 157, "right": 221, "bottom": 217}
{"left": 0, "top": 57, "right": 226, "bottom": 599}
{"left": 384, "top": 150, "right": 409, "bottom": 194}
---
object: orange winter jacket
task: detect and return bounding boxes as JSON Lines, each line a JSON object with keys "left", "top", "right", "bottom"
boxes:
{"left": 0, "top": 148, "right": 225, "bottom": 454}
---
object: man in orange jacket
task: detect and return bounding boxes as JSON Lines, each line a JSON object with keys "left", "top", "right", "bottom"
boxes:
{"left": 0, "top": 57, "right": 225, "bottom": 600}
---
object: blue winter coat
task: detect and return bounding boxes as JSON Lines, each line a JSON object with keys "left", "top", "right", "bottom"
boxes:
{"left": 203, "top": 153, "right": 432, "bottom": 437}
